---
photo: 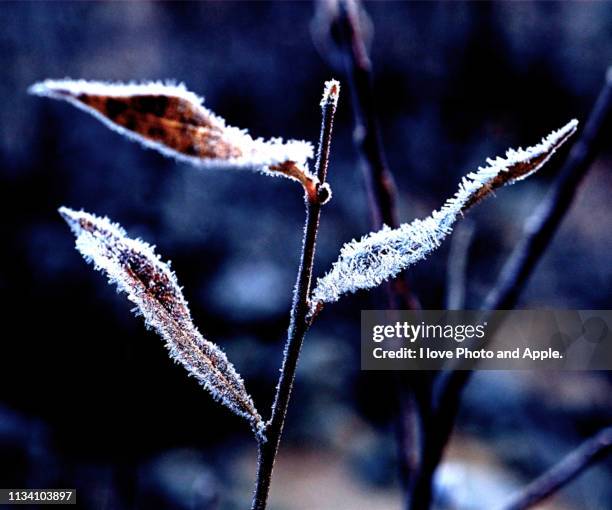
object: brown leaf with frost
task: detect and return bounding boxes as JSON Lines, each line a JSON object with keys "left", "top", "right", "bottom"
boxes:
{"left": 58, "top": 206, "right": 265, "bottom": 438}
{"left": 30, "top": 80, "right": 316, "bottom": 196}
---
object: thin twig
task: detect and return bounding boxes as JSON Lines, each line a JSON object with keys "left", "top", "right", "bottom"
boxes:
{"left": 445, "top": 220, "right": 475, "bottom": 310}
{"left": 405, "top": 221, "right": 474, "bottom": 508}
{"left": 337, "top": 0, "right": 398, "bottom": 229}
{"left": 500, "top": 426, "right": 612, "bottom": 510}
{"left": 250, "top": 81, "right": 339, "bottom": 510}
{"left": 415, "top": 68, "right": 612, "bottom": 510}
{"left": 322, "top": 0, "right": 427, "bottom": 496}
{"left": 332, "top": 0, "right": 419, "bottom": 307}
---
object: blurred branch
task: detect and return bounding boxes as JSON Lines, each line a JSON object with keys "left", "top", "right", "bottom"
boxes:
{"left": 417, "top": 68, "right": 612, "bottom": 510}
{"left": 445, "top": 220, "right": 475, "bottom": 310}
{"left": 331, "top": 0, "right": 420, "bottom": 310}
{"left": 407, "top": 222, "right": 477, "bottom": 506}
{"left": 251, "top": 82, "right": 339, "bottom": 510}
{"left": 313, "top": 0, "right": 426, "bottom": 498}
{"left": 500, "top": 426, "right": 612, "bottom": 510}
{"left": 314, "top": 0, "right": 396, "bottom": 228}
{"left": 314, "top": 1, "right": 420, "bottom": 307}
{"left": 336, "top": 0, "right": 399, "bottom": 230}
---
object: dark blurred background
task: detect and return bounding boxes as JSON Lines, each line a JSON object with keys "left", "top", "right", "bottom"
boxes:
{"left": 1, "top": 1, "right": 611, "bottom": 509}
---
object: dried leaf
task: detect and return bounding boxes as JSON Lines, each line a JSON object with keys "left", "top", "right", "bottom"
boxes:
{"left": 310, "top": 119, "right": 578, "bottom": 311}
{"left": 58, "top": 207, "right": 265, "bottom": 437}
{"left": 30, "top": 80, "right": 316, "bottom": 193}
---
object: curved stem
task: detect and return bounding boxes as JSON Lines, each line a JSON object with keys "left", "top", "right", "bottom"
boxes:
{"left": 250, "top": 82, "right": 339, "bottom": 510}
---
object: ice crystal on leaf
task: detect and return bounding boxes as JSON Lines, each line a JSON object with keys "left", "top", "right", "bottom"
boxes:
{"left": 58, "top": 207, "right": 265, "bottom": 438}
{"left": 30, "top": 80, "right": 316, "bottom": 192}
{"left": 310, "top": 119, "right": 578, "bottom": 312}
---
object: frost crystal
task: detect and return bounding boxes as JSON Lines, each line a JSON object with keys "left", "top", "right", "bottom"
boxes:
{"left": 58, "top": 207, "right": 264, "bottom": 437}
{"left": 30, "top": 79, "right": 315, "bottom": 188}
{"left": 310, "top": 119, "right": 578, "bottom": 311}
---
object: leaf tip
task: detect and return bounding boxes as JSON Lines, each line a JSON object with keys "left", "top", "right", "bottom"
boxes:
{"left": 28, "top": 79, "right": 74, "bottom": 101}
{"left": 58, "top": 206, "right": 80, "bottom": 233}
{"left": 547, "top": 118, "right": 579, "bottom": 147}
{"left": 28, "top": 81, "right": 47, "bottom": 97}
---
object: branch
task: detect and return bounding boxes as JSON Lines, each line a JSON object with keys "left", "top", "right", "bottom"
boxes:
{"left": 445, "top": 221, "right": 475, "bottom": 310}
{"left": 337, "top": 0, "right": 398, "bottom": 228}
{"left": 418, "top": 68, "right": 612, "bottom": 510}
{"left": 312, "top": 0, "right": 428, "bottom": 329}
{"left": 251, "top": 81, "right": 339, "bottom": 510}
{"left": 316, "top": 0, "right": 424, "bottom": 494}
{"left": 500, "top": 426, "right": 612, "bottom": 510}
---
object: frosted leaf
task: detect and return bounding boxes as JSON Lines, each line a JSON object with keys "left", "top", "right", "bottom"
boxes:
{"left": 58, "top": 207, "right": 264, "bottom": 438}
{"left": 30, "top": 79, "right": 316, "bottom": 193}
{"left": 311, "top": 119, "right": 578, "bottom": 311}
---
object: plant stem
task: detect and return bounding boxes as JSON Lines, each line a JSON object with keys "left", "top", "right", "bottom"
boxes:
{"left": 500, "top": 426, "right": 612, "bottom": 510}
{"left": 334, "top": 0, "right": 420, "bottom": 310}
{"left": 328, "top": 2, "right": 426, "bottom": 499}
{"left": 250, "top": 81, "right": 339, "bottom": 510}
{"left": 337, "top": 0, "right": 398, "bottom": 229}
{"left": 445, "top": 221, "right": 475, "bottom": 310}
